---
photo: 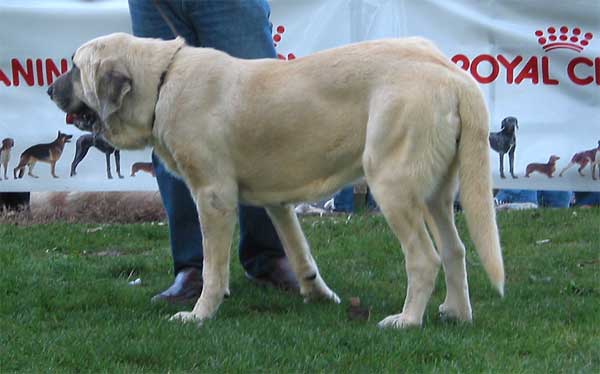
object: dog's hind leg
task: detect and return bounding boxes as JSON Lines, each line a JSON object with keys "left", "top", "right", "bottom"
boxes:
{"left": 424, "top": 163, "right": 472, "bottom": 322}
{"left": 28, "top": 162, "right": 39, "bottom": 178}
{"left": 266, "top": 204, "right": 340, "bottom": 304}
{"left": 170, "top": 185, "right": 237, "bottom": 325}
{"left": 372, "top": 182, "right": 441, "bottom": 328}
{"left": 364, "top": 145, "right": 442, "bottom": 328}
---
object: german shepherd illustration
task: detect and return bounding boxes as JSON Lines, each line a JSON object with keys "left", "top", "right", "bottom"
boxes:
{"left": 14, "top": 131, "right": 72, "bottom": 179}
{"left": 559, "top": 141, "right": 600, "bottom": 180}
{"left": 1, "top": 138, "right": 15, "bottom": 180}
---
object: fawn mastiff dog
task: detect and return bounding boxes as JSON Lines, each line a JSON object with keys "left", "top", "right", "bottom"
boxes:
{"left": 48, "top": 33, "right": 504, "bottom": 329}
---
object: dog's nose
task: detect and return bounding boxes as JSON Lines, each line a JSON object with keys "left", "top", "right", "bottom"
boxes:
{"left": 47, "top": 85, "right": 54, "bottom": 98}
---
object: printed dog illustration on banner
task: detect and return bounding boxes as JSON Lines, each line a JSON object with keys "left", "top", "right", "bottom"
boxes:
{"left": 1, "top": 137, "right": 15, "bottom": 180}
{"left": 13, "top": 131, "right": 72, "bottom": 179}
{"left": 48, "top": 33, "right": 505, "bottom": 330}
{"left": 489, "top": 116, "right": 518, "bottom": 179}
{"left": 559, "top": 141, "right": 600, "bottom": 180}
{"left": 71, "top": 133, "right": 123, "bottom": 179}
{"left": 525, "top": 155, "right": 560, "bottom": 178}
{"left": 130, "top": 162, "right": 155, "bottom": 177}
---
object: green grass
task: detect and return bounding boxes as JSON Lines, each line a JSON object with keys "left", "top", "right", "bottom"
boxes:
{"left": 1, "top": 209, "right": 599, "bottom": 372}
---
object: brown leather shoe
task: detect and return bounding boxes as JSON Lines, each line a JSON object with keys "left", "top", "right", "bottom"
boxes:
{"left": 245, "top": 257, "right": 300, "bottom": 291}
{"left": 151, "top": 267, "right": 203, "bottom": 305}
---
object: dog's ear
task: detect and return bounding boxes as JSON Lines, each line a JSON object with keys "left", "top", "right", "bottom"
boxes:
{"left": 501, "top": 118, "right": 508, "bottom": 130}
{"left": 514, "top": 118, "right": 519, "bottom": 129}
{"left": 95, "top": 59, "right": 132, "bottom": 122}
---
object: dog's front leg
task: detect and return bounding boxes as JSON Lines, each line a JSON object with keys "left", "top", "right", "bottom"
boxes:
{"left": 105, "top": 153, "right": 113, "bottom": 179}
{"left": 498, "top": 153, "right": 506, "bottom": 179}
{"left": 170, "top": 186, "right": 236, "bottom": 326}
{"left": 114, "top": 150, "right": 124, "bottom": 179}
{"left": 508, "top": 146, "right": 518, "bottom": 179}
{"left": 266, "top": 205, "right": 340, "bottom": 304}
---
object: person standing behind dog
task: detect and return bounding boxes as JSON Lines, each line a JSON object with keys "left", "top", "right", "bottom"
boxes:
{"left": 128, "top": 0, "right": 298, "bottom": 304}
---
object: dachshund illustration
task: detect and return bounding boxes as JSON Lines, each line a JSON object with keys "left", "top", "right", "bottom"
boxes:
{"left": 525, "top": 155, "right": 560, "bottom": 178}
{"left": 489, "top": 116, "right": 518, "bottom": 179}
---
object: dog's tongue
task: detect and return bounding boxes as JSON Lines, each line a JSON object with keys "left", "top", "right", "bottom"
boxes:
{"left": 66, "top": 113, "right": 75, "bottom": 124}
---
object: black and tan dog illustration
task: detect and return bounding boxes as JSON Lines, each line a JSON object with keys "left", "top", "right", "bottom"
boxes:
{"left": 71, "top": 134, "right": 123, "bottom": 179}
{"left": 489, "top": 116, "right": 518, "bottom": 179}
{"left": 559, "top": 141, "right": 600, "bottom": 180}
{"left": 13, "top": 131, "right": 72, "bottom": 179}
{"left": 1, "top": 137, "right": 15, "bottom": 180}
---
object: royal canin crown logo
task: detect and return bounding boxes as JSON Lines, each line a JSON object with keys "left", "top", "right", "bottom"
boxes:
{"left": 536, "top": 26, "right": 593, "bottom": 53}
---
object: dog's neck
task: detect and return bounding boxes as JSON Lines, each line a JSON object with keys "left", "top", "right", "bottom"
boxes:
{"left": 151, "top": 43, "right": 184, "bottom": 131}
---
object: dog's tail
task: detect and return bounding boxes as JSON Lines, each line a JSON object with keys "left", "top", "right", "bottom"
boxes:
{"left": 456, "top": 80, "right": 505, "bottom": 297}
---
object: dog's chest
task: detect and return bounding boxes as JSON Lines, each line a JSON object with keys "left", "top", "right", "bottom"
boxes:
{"left": 0, "top": 149, "right": 10, "bottom": 163}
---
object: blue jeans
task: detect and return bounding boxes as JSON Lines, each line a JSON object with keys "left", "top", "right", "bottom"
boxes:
{"left": 332, "top": 186, "right": 377, "bottom": 212}
{"left": 129, "top": 0, "right": 285, "bottom": 277}
{"left": 574, "top": 192, "right": 600, "bottom": 206}
{"left": 495, "top": 189, "right": 572, "bottom": 208}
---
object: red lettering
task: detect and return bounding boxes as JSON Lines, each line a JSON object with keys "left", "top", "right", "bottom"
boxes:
{"left": 0, "top": 69, "right": 10, "bottom": 86}
{"left": 11, "top": 58, "right": 35, "bottom": 86}
{"left": 515, "top": 57, "right": 539, "bottom": 84}
{"left": 35, "top": 59, "right": 44, "bottom": 86}
{"left": 45, "top": 58, "right": 68, "bottom": 85}
{"left": 451, "top": 54, "right": 470, "bottom": 71}
{"left": 595, "top": 57, "right": 600, "bottom": 85}
{"left": 541, "top": 56, "right": 559, "bottom": 85}
{"left": 497, "top": 55, "right": 523, "bottom": 84}
{"left": 470, "top": 54, "right": 499, "bottom": 84}
{"left": 567, "top": 57, "right": 593, "bottom": 85}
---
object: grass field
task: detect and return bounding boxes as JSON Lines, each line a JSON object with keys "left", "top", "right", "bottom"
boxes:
{"left": 1, "top": 209, "right": 599, "bottom": 372}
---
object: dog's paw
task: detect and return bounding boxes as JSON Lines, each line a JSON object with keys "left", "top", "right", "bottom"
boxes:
{"left": 377, "top": 313, "right": 421, "bottom": 329}
{"left": 169, "top": 311, "right": 204, "bottom": 326}
{"left": 438, "top": 303, "right": 472, "bottom": 323}
{"left": 303, "top": 288, "right": 341, "bottom": 304}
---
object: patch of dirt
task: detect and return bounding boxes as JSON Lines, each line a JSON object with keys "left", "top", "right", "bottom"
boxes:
{"left": 0, "top": 191, "right": 166, "bottom": 225}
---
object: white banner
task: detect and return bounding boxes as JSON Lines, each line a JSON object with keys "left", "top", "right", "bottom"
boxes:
{"left": 1, "top": 0, "right": 599, "bottom": 192}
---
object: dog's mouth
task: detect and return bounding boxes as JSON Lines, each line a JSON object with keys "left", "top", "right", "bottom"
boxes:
{"left": 65, "top": 104, "right": 99, "bottom": 133}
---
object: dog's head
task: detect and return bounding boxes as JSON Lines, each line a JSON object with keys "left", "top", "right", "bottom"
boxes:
{"left": 1, "top": 138, "right": 14, "bottom": 149}
{"left": 48, "top": 33, "right": 184, "bottom": 150}
{"left": 57, "top": 131, "right": 73, "bottom": 144}
{"left": 500, "top": 116, "right": 518, "bottom": 133}
{"left": 548, "top": 155, "right": 560, "bottom": 163}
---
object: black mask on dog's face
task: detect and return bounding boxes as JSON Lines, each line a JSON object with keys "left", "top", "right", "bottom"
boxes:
{"left": 48, "top": 63, "right": 100, "bottom": 133}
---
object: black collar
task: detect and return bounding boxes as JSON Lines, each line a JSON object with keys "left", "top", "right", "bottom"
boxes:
{"left": 152, "top": 44, "right": 183, "bottom": 129}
